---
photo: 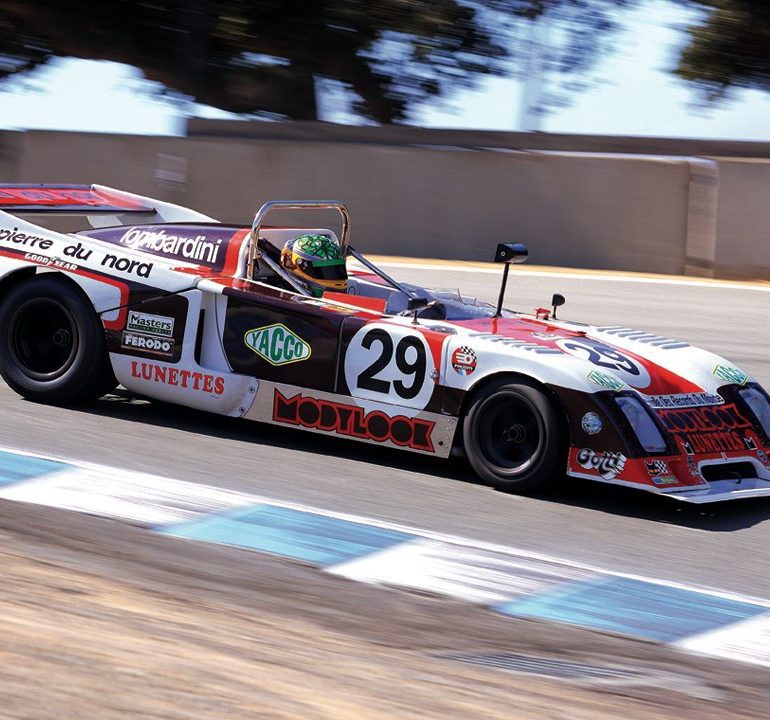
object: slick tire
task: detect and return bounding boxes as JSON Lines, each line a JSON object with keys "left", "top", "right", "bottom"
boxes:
{"left": 0, "top": 274, "right": 117, "bottom": 405}
{"left": 462, "top": 377, "right": 566, "bottom": 493}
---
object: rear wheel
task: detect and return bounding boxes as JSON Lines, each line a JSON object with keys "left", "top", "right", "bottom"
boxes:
{"left": 0, "top": 275, "right": 116, "bottom": 404}
{"left": 462, "top": 377, "right": 566, "bottom": 493}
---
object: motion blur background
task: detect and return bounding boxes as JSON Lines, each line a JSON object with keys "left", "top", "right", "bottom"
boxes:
{"left": 2, "top": 1, "right": 770, "bottom": 280}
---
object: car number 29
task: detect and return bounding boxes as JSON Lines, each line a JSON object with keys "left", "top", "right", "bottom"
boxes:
{"left": 556, "top": 337, "right": 651, "bottom": 389}
{"left": 344, "top": 323, "right": 435, "bottom": 409}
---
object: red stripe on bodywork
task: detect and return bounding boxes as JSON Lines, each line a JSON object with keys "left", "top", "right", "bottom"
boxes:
{"left": 222, "top": 229, "right": 249, "bottom": 276}
{"left": 324, "top": 291, "right": 387, "bottom": 314}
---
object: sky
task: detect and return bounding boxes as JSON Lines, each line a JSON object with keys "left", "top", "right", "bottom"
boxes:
{"left": 1, "top": 0, "right": 770, "bottom": 140}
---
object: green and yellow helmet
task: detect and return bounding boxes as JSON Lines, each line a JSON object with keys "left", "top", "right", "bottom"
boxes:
{"left": 280, "top": 233, "right": 347, "bottom": 295}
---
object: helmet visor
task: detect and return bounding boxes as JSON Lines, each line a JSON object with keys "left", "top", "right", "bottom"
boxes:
{"left": 312, "top": 261, "right": 347, "bottom": 281}
{"left": 296, "top": 256, "right": 347, "bottom": 282}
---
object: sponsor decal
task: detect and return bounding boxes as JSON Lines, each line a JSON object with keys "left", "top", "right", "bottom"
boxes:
{"left": 451, "top": 346, "right": 477, "bottom": 376}
{"left": 272, "top": 389, "right": 435, "bottom": 452}
{"left": 658, "top": 403, "right": 753, "bottom": 455}
{"left": 65, "top": 240, "right": 153, "bottom": 277}
{"left": 23, "top": 252, "right": 78, "bottom": 271}
{"left": 244, "top": 323, "right": 311, "bottom": 366}
{"left": 577, "top": 448, "right": 627, "bottom": 479}
{"left": 687, "top": 457, "right": 699, "bottom": 476}
{"left": 581, "top": 412, "right": 603, "bottom": 435}
{"left": 586, "top": 369, "right": 625, "bottom": 392}
{"left": 99, "top": 252, "right": 153, "bottom": 278}
{"left": 0, "top": 230, "right": 153, "bottom": 277}
{"left": 644, "top": 392, "right": 724, "bottom": 409}
{"left": 0, "top": 226, "right": 54, "bottom": 250}
{"left": 129, "top": 360, "right": 224, "bottom": 395}
{"left": 121, "top": 331, "right": 174, "bottom": 357}
{"left": 651, "top": 475, "right": 679, "bottom": 486}
{"left": 645, "top": 459, "right": 670, "bottom": 477}
{"left": 713, "top": 364, "right": 749, "bottom": 386}
{"left": 759, "top": 450, "right": 768, "bottom": 463}
{"left": 120, "top": 227, "right": 224, "bottom": 265}
{"left": 744, "top": 436, "right": 758, "bottom": 451}
{"left": 126, "top": 311, "right": 174, "bottom": 338}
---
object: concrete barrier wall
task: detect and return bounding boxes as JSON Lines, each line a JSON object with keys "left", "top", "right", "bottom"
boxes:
{"left": 0, "top": 132, "right": 20, "bottom": 183}
{"left": 712, "top": 158, "right": 770, "bottom": 280}
{"left": 3, "top": 125, "right": 770, "bottom": 278}
{"left": 9, "top": 129, "right": 717, "bottom": 275}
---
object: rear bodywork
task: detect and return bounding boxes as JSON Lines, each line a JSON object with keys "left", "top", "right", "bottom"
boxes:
{"left": 1, "top": 183, "right": 769, "bottom": 503}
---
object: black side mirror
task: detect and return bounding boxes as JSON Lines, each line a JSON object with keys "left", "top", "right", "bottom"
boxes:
{"left": 493, "top": 243, "right": 528, "bottom": 317}
{"left": 493, "top": 243, "right": 528, "bottom": 264}
{"left": 551, "top": 293, "right": 565, "bottom": 319}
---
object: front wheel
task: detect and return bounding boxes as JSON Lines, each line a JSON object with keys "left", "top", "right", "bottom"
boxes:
{"left": 462, "top": 378, "right": 566, "bottom": 493}
{"left": 0, "top": 274, "right": 116, "bottom": 405}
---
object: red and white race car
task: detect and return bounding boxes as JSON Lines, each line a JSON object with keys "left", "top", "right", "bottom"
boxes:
{"left": 1, "top": 183, "right": 769, "bottom": 503}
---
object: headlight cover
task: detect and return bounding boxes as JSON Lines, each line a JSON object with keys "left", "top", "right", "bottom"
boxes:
{"left": 738, "top": 385, "right": 770, "bottom": 437}
{"left": 615, "top": 396, "right": 668, "bottom": 453}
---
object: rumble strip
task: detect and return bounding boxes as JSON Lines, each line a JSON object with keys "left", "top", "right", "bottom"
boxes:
{"left": 0, "top": 445, "right": 768, "bottom": 668}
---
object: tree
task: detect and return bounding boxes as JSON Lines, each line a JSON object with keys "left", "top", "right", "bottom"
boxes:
{"left": 675, "top": 2, "right": 770, "bottom": 102}
{"left": 0, "top": 1, "right": 631, "bottom": 124}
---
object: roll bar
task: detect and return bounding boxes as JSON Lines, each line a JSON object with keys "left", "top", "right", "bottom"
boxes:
{"left": 246, "top": 200, "right": 351, "bottom": 280}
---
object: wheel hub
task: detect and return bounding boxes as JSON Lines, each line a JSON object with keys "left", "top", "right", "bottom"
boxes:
{"left": 504, "top": 423, "right": 527, "bottom": 444}
{"left": 52, "top": 328, "right": 71, "bottom": 348}
{"left": 9, "top": 298, "right": 78, "bottom": 380}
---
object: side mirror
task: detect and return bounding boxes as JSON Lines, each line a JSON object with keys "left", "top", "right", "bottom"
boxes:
{"left": 493, "top": 243, "right": 528, "bottom": 317}
{"left": 551, "top": 293, "right": 565, "bottom": 320}
{"left": 493, "top": 243, "right": 528, "bottom": 265}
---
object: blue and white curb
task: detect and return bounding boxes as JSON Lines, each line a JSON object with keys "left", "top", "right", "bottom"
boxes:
{"left": 0, "top": 445, "right": 769, "bottom": 668}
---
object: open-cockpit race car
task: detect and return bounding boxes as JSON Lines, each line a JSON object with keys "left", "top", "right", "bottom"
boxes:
{"left": 1, "top": 183, "right": 769, "bottom": 503}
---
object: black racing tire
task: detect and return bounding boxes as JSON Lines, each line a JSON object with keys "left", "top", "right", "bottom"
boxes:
{"left": 0, "top": 274, "right": 116, "bottom": 405}
{"left": 462, "top": 377, "right": 566, "bottom": 493}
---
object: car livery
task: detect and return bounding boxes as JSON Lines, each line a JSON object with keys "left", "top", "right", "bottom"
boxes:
{"left": 0, "top": 184, "right": 769, "bottom": 503}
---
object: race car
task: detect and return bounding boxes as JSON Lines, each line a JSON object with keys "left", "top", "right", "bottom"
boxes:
{"left": 1, "top": 183, "right": 769, "bottom": 503}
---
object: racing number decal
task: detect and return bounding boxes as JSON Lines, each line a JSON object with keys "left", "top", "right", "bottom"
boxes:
{"left": 357, "top": 329, "right": 391, "bottom": 394}
{"left": 357, "top": 329, "right": 427, "bottom": 400}
{"left": 345, "top": 323, "right": 435, "bottom": 409}
{"left": 562, "top": 341, "right": 639, "bottom": 375}
{"left": 556, "top": 338, "right": 651, "bottom": 389}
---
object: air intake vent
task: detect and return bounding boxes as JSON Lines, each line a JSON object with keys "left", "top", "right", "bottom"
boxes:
{"left": 701, "top": 462, "right": 758, "bottom": 482}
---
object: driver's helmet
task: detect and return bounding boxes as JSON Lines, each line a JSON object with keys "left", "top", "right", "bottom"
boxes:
{"left": 280, "top": 233, "right": 347, "bottom": 296}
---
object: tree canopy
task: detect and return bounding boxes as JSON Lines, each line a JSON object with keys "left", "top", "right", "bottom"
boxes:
{"left": 675, "top": 2, "right": 770, "bottom": 102}
{"left": 0, "top": 0, "right": 631, "bottom": 124}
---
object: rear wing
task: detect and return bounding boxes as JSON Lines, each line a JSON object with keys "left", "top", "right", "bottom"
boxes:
{"left": 0, "top": 183, "right": 215, "bottom": 227}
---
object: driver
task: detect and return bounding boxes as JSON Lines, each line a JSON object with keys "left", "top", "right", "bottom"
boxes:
{"left": 280, "top": 233, "right": 347, "bottom": 297}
